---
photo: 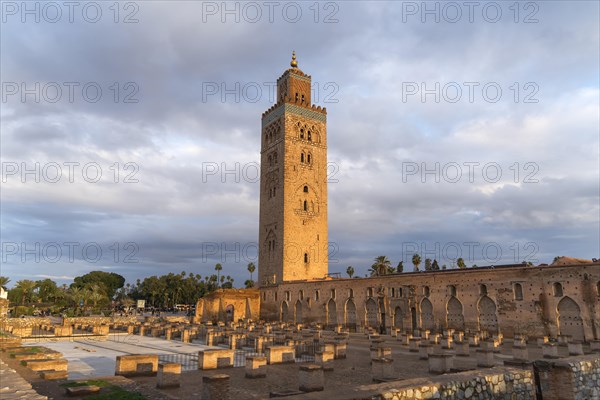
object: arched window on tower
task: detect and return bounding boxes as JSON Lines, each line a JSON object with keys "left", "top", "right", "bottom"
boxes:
{"left": 303, "top": 200, "right": 307, "bottom": 211}
{"left": 300, "top": 128, "right": 304, "bottom": 139}
{"left": 301, "top": 94, "right": 305, "bottom": 103}
{"left": 307, "top": 153, "right": 311, "bottom": 164}
{"left": 303, "top": 185, "right": 308, "bottom": 193}
{"left": 300, "top": 153, "right": 304, "bottom": 163}
{"left": 307, "top": 132, "right": 312, "bottom": 141}
{"left": 304, "top": 253, "right": 309, "bottom": 263}
{"left": 295, "top": 93, "right": 299, "bottom": 102}
{"left": 553, "top": 282, "right": 563, "bottom": 297}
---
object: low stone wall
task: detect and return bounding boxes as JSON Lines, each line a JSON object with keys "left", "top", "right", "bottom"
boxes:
{"left": 0, "top": 317, "right": 52, "bottom": 329}
{"left": 285, "top": 367, "right": 535, "bottom": 399}
{"left": 63, "top": 316, "right": 137, "bottom": 327}
{"left": 534, "top": 354, "right": 600, "bottom": 400}
{"left": 374, "top": 368, "right": 535, "bottom": 400}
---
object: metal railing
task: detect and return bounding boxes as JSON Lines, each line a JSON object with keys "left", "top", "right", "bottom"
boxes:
{"left": 158, "top": 352, "right": 198, "bottom": 371}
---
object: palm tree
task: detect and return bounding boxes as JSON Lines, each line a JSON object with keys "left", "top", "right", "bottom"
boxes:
{"left": 69, "top": 286, "right": 84, "bottom": 309}
{"left": 247, "top": 262, "right": 256, "bottom": 282}
{"left": 457, "top": 258, "right": 466, "bottom": 269}
{"left": 346, "top": 266, "right": 355, "bottom": 278}
{"left": 15, "top": 280, "right": 37, "bottom": 305}
{"left": 412, "top": 254, "right": 422, "bottom": 272}
{"left": 370, "top": 256, "right": 392, "bottom": 276}
{"left": 0, "top": 276, "right": 10, "bottom": 290}
{"left": 215, "top": 264, "right": 223, "bottom": 286}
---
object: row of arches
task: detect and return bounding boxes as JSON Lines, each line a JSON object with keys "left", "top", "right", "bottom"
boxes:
{"left": 278, "top": 296, "right": 585, "bottom": 340}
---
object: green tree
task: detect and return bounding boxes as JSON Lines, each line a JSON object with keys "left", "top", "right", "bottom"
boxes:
{"left": 396, "top": 261, "right": 404, "bottom": 273}
{"left": 457, "top": 258, "right": 466, "bottom": 269}
{"left": 69, "top": 286, "right": 84, "bottom": 309}
{"left": 215, "top": 264, "right": 223, "bottom": 287}
{"left": 87, "top": 283, "right": 107, "bottom": 308}
{"left": 247, "top": 262, "right": 256, "bottom": 282}
{"left": 412, "top": 254, "right": 422, "bottom": 272}
{"left": 424, "top": 258, "right": 432, "bottom": 271}
{"left": 0, "top": 276, "right": 10, "bottom": 290}
{"left": 14, "top": 280, "right": 37, "bottom": 305}
{"left": 370, "top": 256, "right": 392, "bottom": 276}
{"left": 346, "top": 266, "right": 355, "bottom": 278}
{"left": 432, "top": 259, "right": 440, "bottom": 270}
{"left": 222, "top": 276, "right": 234, "bottom": 289}
{"left": 244, "top": 279, "right": 255, "bottom": 288}
{"left": 71, "top": 271, "right": 125, "bottom": 299}
{"left": 36, "top": 279, "right": 59, "bottom": 303}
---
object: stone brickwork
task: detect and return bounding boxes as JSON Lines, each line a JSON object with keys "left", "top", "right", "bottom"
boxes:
{"left": 115, "top": 354, "right": 158, "bottom": 377}
{"left": 156, "top": 363, "right": 181, "bottom": 388}
{"left": 372, "top": 367, "right": 535, "bottom": 400}
{"left": 260, "top": 263, "right": 600, "bottom": 340}
{"left": 196, "top": 289, "right": 259, "bottom": 323}
{"left": 534, "top": 354, "right": 600, "bottom": 400}
{"left": 258, "top": 54, "right": 329, "bottom": 287}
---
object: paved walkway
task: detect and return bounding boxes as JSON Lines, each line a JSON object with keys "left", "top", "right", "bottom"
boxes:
{"left": 31, "top": 335, "right": 215, "bottom": 379}
{"left": 0, "top": 359, "right": 47, "bottom": 400}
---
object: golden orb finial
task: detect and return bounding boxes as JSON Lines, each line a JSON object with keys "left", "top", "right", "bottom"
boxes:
{"left": 290, "top": 51, "right": 298, "bottom": 68}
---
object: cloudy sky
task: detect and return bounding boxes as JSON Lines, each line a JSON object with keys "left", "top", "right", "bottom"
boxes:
{"left": 1, "top": 1, "right": 599, "bottom": 287}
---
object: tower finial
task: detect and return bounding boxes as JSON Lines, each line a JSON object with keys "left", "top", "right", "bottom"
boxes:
{"left": 290, "top": 51, "right": 298, "bottom": 68}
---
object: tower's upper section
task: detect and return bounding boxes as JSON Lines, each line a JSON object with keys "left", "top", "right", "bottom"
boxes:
{"left": 262, "top": 52, "right": 327, "bottom": 122}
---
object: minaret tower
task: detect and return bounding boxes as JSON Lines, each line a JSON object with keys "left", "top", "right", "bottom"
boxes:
{"left": 258, "top": 52, "right": 329, "bottom": 285}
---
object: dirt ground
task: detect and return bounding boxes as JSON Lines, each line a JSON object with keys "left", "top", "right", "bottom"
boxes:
{"left": 2, "top": 334, "right": 576, "bottom": 400}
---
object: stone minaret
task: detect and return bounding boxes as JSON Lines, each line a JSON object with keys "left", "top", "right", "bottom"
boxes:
{"left": 258, "top": 52, "right": 329, "bottom": 286}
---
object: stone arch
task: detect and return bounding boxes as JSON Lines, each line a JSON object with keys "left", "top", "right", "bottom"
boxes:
{"left": 557, "top": 296, "right": 584, "bottom": 341}
{"left": 280, "top": 301, "right": 289, "bottom": 322}
{"left": 393, "top": 306, "right": 403, "bottom": 330}
{"left": 345, "top": 299, "right": 357, "bottom": 331}
{"left": 365, "top": 298, "right": 378, "bottom": 328}
{"left": 327, "top": 299, "right": 337, "bottom": 327}
{"left": 446, "top": 296, "right": 465, "bottom": 330}
{"left": 478, "top": 296, "right": 498, "bottom": 333}
{"left": 421, "top": 298, "right": 435, "bottom": 331}
{"left": 225, "top": 304, "right": 234, "bottom": 323}
{"left": 295, "top": 300, "right": 303, "bottom": 324}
